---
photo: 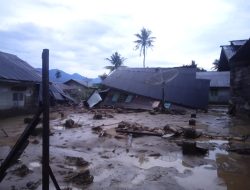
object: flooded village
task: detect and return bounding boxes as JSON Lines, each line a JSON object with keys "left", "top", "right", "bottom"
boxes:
{"left": 0, "top": 37, "right": 250, "bottom": 190}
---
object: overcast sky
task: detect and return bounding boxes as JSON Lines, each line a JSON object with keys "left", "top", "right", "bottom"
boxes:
{"left": 0, "top": 0, "right": 249, "bottom": 78}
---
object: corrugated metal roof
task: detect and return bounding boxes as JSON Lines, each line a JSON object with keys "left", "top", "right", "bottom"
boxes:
{"left": 0, "top": 51, "right": 41, "bottom": 82}
{"left": 103, "top": 67, "right": 209, "bottom": 109}
{"left": 196, "top": 71, "right": 230, "bottom": 87}
{"left": 230, "top": 40, "right": 247, "bottom": 46}
{"left": 221, "top": 46, "right": 237, "bottom": 60}
{"left": 230, "top": 38, "right": 250, "bottom": 62}
{"left": 50, "top": 83, "right": 76, "bottom": 103}
{"left": 64, "top": 79, "right": 92, "bottom": 87}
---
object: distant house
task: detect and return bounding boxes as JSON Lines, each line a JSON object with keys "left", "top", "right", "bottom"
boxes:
{"left": 102, "top": 67, "right": 210, "bottom": 110}
{"left": 229, "top": 38, "right": 250, "bottom": 115}
{"left": 218, "top": 40, "right": 247, "bottom": 71}
{"left": 196, "top": 71, "right": 230, "bottom": 104}
{"left": 49, "top": 83, "right": 77, "bottom": 105}
{"left": 0, "top": 51, "right": 41, "bottom": 113}
{"left": 64, "top": 79, "right": 95, "bottom": 102}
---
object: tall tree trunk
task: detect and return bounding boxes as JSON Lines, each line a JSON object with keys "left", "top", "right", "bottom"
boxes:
{"left": 143, "top": 47, "right": 146, "bottom": 68}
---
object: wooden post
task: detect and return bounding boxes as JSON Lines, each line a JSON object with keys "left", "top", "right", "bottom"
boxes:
{"left": 42, "top": 49, "right": 50, "bottom": 190}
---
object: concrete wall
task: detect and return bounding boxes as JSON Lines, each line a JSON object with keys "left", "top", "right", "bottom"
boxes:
{"left": 0, "top": 82, "right": 38, "bottom": 110}
{"left": 231, "top": 62, "right": 250, "bottom": 115}
{"left": 209, "top": 88, "right": 230, "bottom": 104}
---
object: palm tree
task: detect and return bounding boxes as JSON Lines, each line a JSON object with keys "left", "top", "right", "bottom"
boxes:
{"left": 134, "top": 27, "right": 156, "bottom": 68}
{"left": 55, "top": 70, "right": 61, "bottom": 79}
{"left": 212, "top": 59, "right": 219, "bottom": 71}
{"left": 105, "top": 52, "right": 126, "bottom": 73}
{"left": 98, "top": 73, "right": 108, "bottom": 81}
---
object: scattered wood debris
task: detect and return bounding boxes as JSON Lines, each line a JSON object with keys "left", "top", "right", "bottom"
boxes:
{"left": 64, "top": 169, "right": 94, "bottom": 185}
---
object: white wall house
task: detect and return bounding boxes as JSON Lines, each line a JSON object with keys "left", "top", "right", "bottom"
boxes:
{"left": 0, "top": 51, "right": 41, "bottom": 112}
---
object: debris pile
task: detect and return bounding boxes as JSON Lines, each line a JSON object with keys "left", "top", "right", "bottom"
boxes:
{"left": 63, "top": 156, "right": 94, "bottom": 186}
{"left": 64, "top": 119, "right": 81, "bottom": 128}
{"left": 116, "top": 121, "right": 165, "bottom": 137}
{"left": 65, "top": 156, "right": 89, "bottom": 167}
{"left": 11, "top": 164, "right": 32, "bottom": 177}
{"left": 64, "top": 169, "right": 94, "bottom": 185}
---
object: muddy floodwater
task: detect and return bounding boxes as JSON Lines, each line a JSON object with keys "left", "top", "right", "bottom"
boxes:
{"left": 0, "top": 106, "right": 250, "bottom": 190}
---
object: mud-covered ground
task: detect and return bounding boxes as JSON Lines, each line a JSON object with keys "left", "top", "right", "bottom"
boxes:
{"left": 0, "top": 106, "right": 250, "bottom": 190}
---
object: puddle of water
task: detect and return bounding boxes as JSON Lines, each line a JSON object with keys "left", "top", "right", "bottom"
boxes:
{"left": 176, "top": 164, "right": 226, "bottom": 190}
{"left": 118, "top": 152, "right": 186, "bottom": 173}
{"left": 131, "top": 173, "right": 146, "bottom": 184}
{"left": 64, "top": 165, "right": 78, "bottom": 171}
{"left": 206, "top": 140, "right": 229, "bottom": 160}
{"left": 29, "top": 162, "right": 41, "bottom": 169}
{"left": 52, "top": 126, "right": 65, "bottom": 130}
{"left": 207, "top": 147, "right": 228, "bottom": 160}
{"left": 94, "top": 170, "right": 113, "bottom": 182}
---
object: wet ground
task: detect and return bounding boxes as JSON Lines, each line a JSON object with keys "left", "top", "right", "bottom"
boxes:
{"left": 0, "top": 106, "right": 250, "bottom": 190}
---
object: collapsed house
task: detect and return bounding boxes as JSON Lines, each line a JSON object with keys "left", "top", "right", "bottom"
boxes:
{"left": 101, "top": 67, "right": 210, "bottom": 110}
{"left": 196, "top": 71, "right": 230, "bottom": 104}
{"left": 230, "top": 38, "right": 250, "bottom": 115}
{"left": 64, "top": 79, "right": 95, "bottom": 102}
{"left": 0, "top": 51, "right": 41, "bottom": 115}
{"left": 49, "top": 83, "right": 77, "bottom": 105}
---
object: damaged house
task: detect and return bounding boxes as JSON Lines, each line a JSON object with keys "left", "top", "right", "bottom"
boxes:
{"left": 230, "top": 38, "right": 250, "bottom": 115}
{"left": 101, "top": 67, "right": 210, "bottom": 110}
{"left": 0, "top": 51, "right": 41, "bottom": 115}
{"left": 64, "top": 79, "right": 95, "bottom": 102}
{"left": 196, "top": 71, "right": 230, "bottom": 104}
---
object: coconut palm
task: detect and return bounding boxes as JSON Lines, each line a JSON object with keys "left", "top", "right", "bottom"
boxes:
{"left": 105, "top": 52, "right": 126, "bottom": 72}
{"left": 212, "top": 59, "right": 219, "bottom": 71}
{"left": 134, "top": 27, "right": 156, "bottom": 68}
{"left": 55, "top": 70, "right": 61, "bottom": 79}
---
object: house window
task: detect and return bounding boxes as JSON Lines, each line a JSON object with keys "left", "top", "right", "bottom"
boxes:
{"left": 125, "top": 95, "right": 133, "bottom": 103}
{"left": 210, "top": 89, "right": 218, "bottom": 96}
{"left": 13, "top": 92, "right": 24, "bottom": 101}
{"left": 117, "top": 93, "right": 127, "bottom": 102}
{"left": 111, "top": 93, "right": 119, "bottom": 102}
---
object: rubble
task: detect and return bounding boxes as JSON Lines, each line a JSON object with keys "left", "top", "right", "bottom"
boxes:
{"left": 65, "top": 119, "right": 74, "bottom": 128}
{"left": 93, "top": 113, "right": 103, "bottom": 120}
{"left": 25, "top": 180, "right": 41, "bottom": 190}
{"left": 116, "top": 121, "right": 165, "bottom": 137}
{"left": 64, "top": 119, "right": 81, "bottom": 128}
{"left": 11, "top": 164, "right": 32, "bottom": 177}
{"left": 65, "top": 156, "right": 89, "bottom": 167}
{"left": 64, "top": 169, "right": 94, "bottom": 185}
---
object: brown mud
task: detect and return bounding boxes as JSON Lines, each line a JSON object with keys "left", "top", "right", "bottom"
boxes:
{"left": 0, "top": 105, "right": 250, "bottom": 190}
